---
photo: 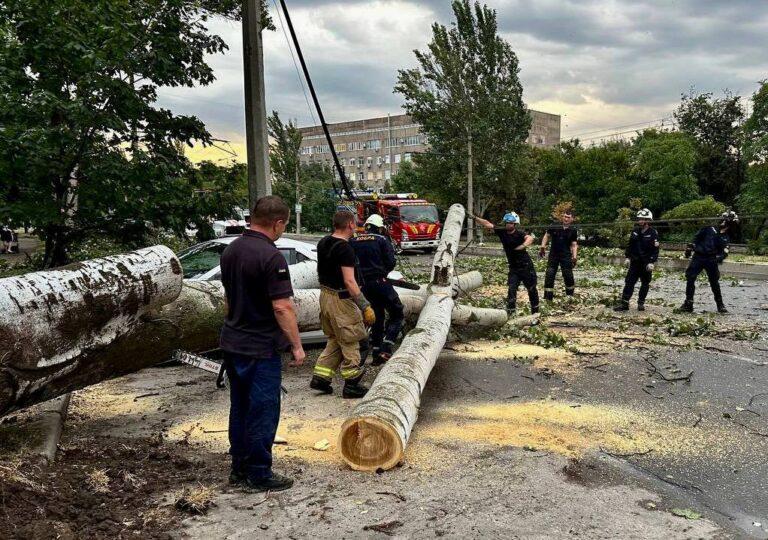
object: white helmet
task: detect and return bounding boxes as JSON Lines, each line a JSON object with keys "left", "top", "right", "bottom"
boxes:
{"left": 365, "top": 214, "right": 385, "bottom": 229}
{"left": 720, "top": 210, "right": 739, "bottom": 224}
{"left": 636, "top": 208, "right": 653, "bottom": 220}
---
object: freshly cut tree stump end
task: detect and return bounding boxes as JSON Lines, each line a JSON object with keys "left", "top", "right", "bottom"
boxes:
{"left": 339, "top": 416, "right": 403, "bottom": 472}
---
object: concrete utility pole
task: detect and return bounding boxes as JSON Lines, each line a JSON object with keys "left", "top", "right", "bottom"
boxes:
{"left": 466, "top": 133, "right": 474, "bottom": 243}
{"left": 295, "top": 161, "right": 301, "bottom": 233}
{"left": 242, "top": 0, "right": 271, "bottom": 210}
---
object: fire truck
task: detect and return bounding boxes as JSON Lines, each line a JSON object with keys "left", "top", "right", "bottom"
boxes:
{"left": 339, "top": 192, "right": 441, "bottom": 252}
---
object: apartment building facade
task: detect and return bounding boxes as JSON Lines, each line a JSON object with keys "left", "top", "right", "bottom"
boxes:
{"left": 298, "top": 111, "right": 561, "bottom": 190}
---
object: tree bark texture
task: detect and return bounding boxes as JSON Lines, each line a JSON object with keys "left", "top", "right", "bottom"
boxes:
{"left": 339, "top": 203, "right": 467, "bottom": 472}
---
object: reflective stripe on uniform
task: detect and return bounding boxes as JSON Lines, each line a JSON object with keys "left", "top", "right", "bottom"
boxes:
{"left": 341, "top": 368, "right": 363, "bottom": 380}
{"left": 313, "top": 365, "right": 335, "bottom": 378}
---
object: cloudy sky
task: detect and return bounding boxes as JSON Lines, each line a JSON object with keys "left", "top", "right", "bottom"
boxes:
{"left": 158, "top": 0, "right": 768, "bottom": 162}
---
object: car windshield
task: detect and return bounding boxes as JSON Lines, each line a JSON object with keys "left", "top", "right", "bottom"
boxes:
{"left": 178, "top": 243, "right": 227, "bottom": 279}
{"left": 399, "top": 204, "right": 439, "bottom": 224}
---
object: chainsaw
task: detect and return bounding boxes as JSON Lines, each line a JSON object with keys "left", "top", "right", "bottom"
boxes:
{"left": 173, "top": 349, "right": 287, "bottom": 394}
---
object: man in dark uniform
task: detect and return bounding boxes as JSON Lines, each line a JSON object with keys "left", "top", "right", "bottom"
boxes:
{"left": 219, "top": 195, "right": 305, "bottom": 493}
{"left": 539, "top": 209, "right": 578, "bottom": 301}
{"left": 614, "top": 208, "right": 659, "bottom": 312}
{"left": 474, "top": 211, "right": 539, "bottom": 315}
{"left": 310, "top": 210, "right": 376, "bottom": 398}
{"left": 679, "top": 211, "right": 738, "bottom": 314}
{"left": 350, "top": 214, "right": 404, "bottom": 365}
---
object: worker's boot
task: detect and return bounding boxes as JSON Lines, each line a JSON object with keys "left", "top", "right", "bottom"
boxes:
{"left": 372, "top": 342, "right": 393, "bottom": 367}
{"left": 242, "top": 472, "right": 294, "bottom": 493}
{"left": 342, "top": 372, "right": 369, "bottom": 399}
{"left": 309, "top": 376, "right": 333, "bottom": 395}
{"left": 677, "top": 300, "right": 694, "bottom": 313}
{"left": 637, "top": 303, "right": 645, "bottom": 312}
{"left": 613, "top": 299, "right": 629, "bottom": 312}
{"left": 716, "top": 302, "right": 729, "bottom": 314}
{"left": 530, "top": 304, "right": 540, "bottom": 315}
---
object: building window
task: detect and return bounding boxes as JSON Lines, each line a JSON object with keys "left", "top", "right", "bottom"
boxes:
{"left": 349, "top": 158, "right": 356, "bottom": 167}
{"left": 385, "top": 169, "right": 392, "bottom": 180}
{"left": 384, "top": 154, "right": 391, "bottom": 164}
{"left": 376, "top": 171, "right": 383, "bottom": 180}
{"left": 336, "top": 143, "right": 347, "bottom": 152}
{"left": 358, "top": 157, "right": 364, "bottom": 168}
{"left": 349, "top": 172, "right": 356, "bottom": 181}
{"left": 367, "top": 139, "right": 381, "bottom": 151}
{"left": 340, "top": 158, "right": 346, "bottom": 167}
{"left": 394, "top": 154, "right": 401, "bottom": 164}
{"left": 366, "top": 157, "right": 372, "bottom": 168}
{"left": 403, "top": 153, "right": 412, "bottom": 162}
{"left": 359, "top": 172, "right": 365, "bottom": 181}
{"left": 404, "top": 135, "right": 420, "bottom": 146}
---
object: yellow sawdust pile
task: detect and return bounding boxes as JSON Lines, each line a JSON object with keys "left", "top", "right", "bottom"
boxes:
{"left": 414, "top": 401, "right": 741, "bottom": 460}
{"left": 443, "top": 340, "right": 584, "bottom": 376}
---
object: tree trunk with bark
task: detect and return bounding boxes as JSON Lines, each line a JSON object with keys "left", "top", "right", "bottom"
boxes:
{"left": 339, "top": 203, "right": 467, "bottom": 472}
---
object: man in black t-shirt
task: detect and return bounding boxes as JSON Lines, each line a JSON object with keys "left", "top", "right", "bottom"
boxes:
{"left": 311, "top": 210, "right": 376, "bottom": 399}
{"left": 474, "top": 212, "right": 539, "bottom": 314}
{"left": 219, "top": 196, "right": 305, "bottom": 493}
{"left": 539, "top": 210, "right": 578, "bottom": 301}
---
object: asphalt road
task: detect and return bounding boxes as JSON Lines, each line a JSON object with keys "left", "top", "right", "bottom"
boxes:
{"left": 291, "top": 237, "right": 768, "bottom": 536}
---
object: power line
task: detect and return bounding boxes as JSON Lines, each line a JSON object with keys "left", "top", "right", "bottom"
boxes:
{"left": 271, "top": 0, "right": 317, "bottom": 127}
{"left": 563, "top": 117, "right": 674, "bottom": 139}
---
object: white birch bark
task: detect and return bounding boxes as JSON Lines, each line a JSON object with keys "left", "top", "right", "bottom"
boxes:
{"left": 339, "top": 203, "right": 467, "bottom": 471}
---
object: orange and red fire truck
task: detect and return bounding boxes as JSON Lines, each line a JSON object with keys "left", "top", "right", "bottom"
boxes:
{"left": 340, "top": 193, "right": 441, "bottom": 252}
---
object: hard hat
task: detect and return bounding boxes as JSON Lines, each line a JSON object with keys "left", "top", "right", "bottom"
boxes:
{"left": 720, "top": 210, "right": 739, "bottom": 224}
{"left": 636, "top": 208, "right": 653, "bottom": 220}
{"left": 365, "top": 214, "right": 385, "bottom": 228}
{"left": 502, "top": 212, "right": 520, "bottom": 224}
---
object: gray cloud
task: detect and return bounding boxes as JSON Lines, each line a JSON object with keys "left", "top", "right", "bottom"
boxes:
{"left": 157, "top": 0, "right": 768, "bottom": 143}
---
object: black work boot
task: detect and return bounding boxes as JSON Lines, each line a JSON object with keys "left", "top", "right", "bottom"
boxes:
{"left": 309, "top": 376, "right": 333, "bottom": 395}
{"left": 242, "top": 472, "right": 294, "bottom": 493}
{"left": 229, "top": 468, "right": 246, "bottom": 486}
{"left": 677, "top": 300, "right": 694, "bottom": 313}
{"left": 531, "top": 304, "right": 540, "bottom": 315}
{"left": 372, "top": 343, "right": 393, "bottom": 367}
{"left": 716, "top": 302, "right": 729, "bottom": 314}
{"left": 613, "top": 299, "right": 629, "bottom": 312}
{"left": 342, "top": 372, "right": 369, "bottom": 399}
{"left": 637, "top": 303, "right": 646, "bottom": 312}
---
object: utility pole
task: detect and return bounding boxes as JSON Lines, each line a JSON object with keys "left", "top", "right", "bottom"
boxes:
{"left": 242, "top": 0, "right": 271, "bottom": 211}
{"left": 295, "top": 160, "right": 302, "bottom": 233}
{"left": 466, "top": 132, "right": 474, "bottom": 243}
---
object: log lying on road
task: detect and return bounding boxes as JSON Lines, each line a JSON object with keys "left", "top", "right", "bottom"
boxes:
{"left": 394, "top": 270, "right": 482, "bottom": 298}
{"left": 339, "top": 203, "right": 467, "bottom": 472}
{"left": 399, "top": 294, "right": 508, "bottom": 328}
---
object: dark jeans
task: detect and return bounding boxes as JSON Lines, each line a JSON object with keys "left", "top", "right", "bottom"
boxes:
{"left": 544, "top": 256, "right": 575, "bottom": 300}
{"left": 685, "top": 256, "right": 723, "bottom": 304}
{"left": 507, "top": 264, "right": 539, "bottom": 311}
{"left": 622, "top": 260, "right": 652, "bottom": 304}
{"left": 223, "top": 351, "right": 282, "bottom": 481}
{"left": 362, "top": 280, "right": 404, "bottom": 351}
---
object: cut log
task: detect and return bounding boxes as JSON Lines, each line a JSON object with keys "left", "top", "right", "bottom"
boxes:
{"left": 339, "top": 203, "right": 466, "bottom": 472}
{"left": 0, "top": 245, "right": 181, "bottom": 371}
{"left": 399, "top": 294, "right": 508, "bottom": 328}
{"left": 393, "top": 270, "right": 482, "bottom": 298}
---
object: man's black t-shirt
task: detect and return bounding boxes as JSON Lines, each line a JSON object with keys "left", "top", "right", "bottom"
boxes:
{"left": 219, "top": 230, "right": 294, "bottom": 357}
{"left": 317, "top": 235, "right": 357, "bottom": 289}
{"left": 495, "top": 229, "right": 533, "bottom": 267}
{"left": 546, "top": 226, "right": 578, "bottom": 258}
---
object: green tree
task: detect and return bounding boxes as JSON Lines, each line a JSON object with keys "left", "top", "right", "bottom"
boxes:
{"left": 394, "top": 0, "right": 531, "bottom": 220}
{"left": 390, "top": 161, "right": 420, "bottom": 193}
{"left": 742, "top": 81, "right": 768, "bottom": 163}
{"left": 674, "top": 90, "right": 746, "bottom": 204}
{"left": 0, "top": 0, "right": 275, "bottom": 267}
{"left": 267, "top": 111, "right": 302, "bottom": 203}
{"left": 631, "top": 130, "right": 699, "bottom": 215}
{"left": 738, "top": 81, "right": 768, "bottom": 245}
{"left": 661, "top": 195, "right": 727, "bottom": 241}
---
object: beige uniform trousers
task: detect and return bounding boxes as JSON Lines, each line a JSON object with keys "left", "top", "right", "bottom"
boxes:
{"left": 313, "top": 288, "right": 367, "bottom": 381}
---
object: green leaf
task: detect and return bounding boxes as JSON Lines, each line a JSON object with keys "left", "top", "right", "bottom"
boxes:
{"left": 670, "top": 508, "right": 702, "bottom": 520}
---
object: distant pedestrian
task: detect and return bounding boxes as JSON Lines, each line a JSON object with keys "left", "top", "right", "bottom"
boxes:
{"left": 614, "top": 208, "right": 659, "bottom": 312}
{"left": 219, "top": 195, "right": 305, "bottom": 493}
{"left": 0, "top": 226, "right": 12, "bottom": 254}
{"left": 539, "top": 208, "right": 579, "bottom": 301}
{"left": 679, "top": 211, "right": 738, "bottom": 314}
{"left": 474, "top": 212, "right": 539, "bottom": 315}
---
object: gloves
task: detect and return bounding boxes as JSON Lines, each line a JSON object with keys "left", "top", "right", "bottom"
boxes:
{"left": 684, "top": 244, "right": 693, "bottom": 259}
{"left": 623, "top": 258, "right": 630, "bottom": 267}
{"left": 354, "top": 294, "right": 377, "bottom": 326}
{"left": 538, "top": 247, "right": 546, "bottom": 259}
{"left": 646, "top": 263, "right": 654, "bottom": 272}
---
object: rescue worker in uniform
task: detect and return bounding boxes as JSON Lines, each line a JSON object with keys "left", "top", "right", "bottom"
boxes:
{"left": 679, "top": 211, "right": 738, "bottom": 314}
{"left": 310, "top": 210, "right": 376, "bottom": 398}
{"left": 219, "top": 196, "right": 305, "bottom": 492}
{"left": 350, "top": 214, "right": 404, "bottom": 365}
{"left": 539, "top": 209, "right": 578, "bottom": 301}
{"left": 474, "top": 212, "right": 539, "bottom": 315}
{"left": 614, "top": 208, "right": 659, "bottom": 312}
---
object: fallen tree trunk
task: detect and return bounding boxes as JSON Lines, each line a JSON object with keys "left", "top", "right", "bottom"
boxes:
{"left": 339, "top": 203, "right": 468, "bottom": 472}
{"left": 393, "top": 270, "right": 482, "bottom": 298}
{"left": 290, "top": 260, "right": 320, "bottom": 289}
{"left": 0, "top": 245, "right": 182, "bottom": 371}
{"left": 399, "top": 294, "right": 508, "bottom": 328}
